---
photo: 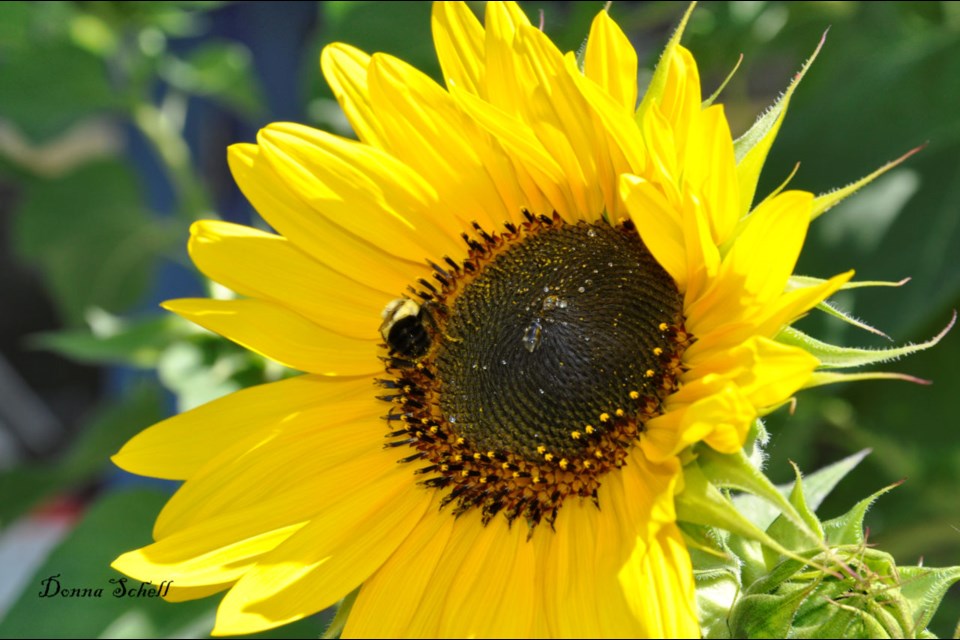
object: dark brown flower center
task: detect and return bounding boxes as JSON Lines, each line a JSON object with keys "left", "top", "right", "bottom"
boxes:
{"left": 377, "top": 212, "right": 688, "bottom": 531}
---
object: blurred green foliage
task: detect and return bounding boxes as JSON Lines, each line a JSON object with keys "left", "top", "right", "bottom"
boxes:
{"left": 0, "top": 1, "right": 957, "bottom": 637}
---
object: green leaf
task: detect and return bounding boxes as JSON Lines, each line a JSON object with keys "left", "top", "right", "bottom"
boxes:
{"left": 13, "top": 160, "right": 179, "bottom": 324}
{"left": 159, "top": 40, "right": 264, "bottom": 116}
{"left": 0, "top": 489, "right": 217, "bottom": 638}
{"left": 322, "top": 587, "right": 359, "bottom": 639}
{"left": 0, "top": 487, "right": 331, "bottom": 638}
{"left": 0, "top": 384, "right": 162, "bottom": 525}
{"left": 0, "top": 2, "right": 33, "bottom": 54}
{"left": 28, "top": 313, "right": 190, "bottom": 368}
{"left": 156, "top": 336, "right": 278, "bottom": 412}
{"left": 0, "top": 37, "right": 120, "bottom": 141}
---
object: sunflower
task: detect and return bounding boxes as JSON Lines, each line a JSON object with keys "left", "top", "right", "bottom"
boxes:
{"left": 112, "top": 2, "right": 882, "bottom": 636}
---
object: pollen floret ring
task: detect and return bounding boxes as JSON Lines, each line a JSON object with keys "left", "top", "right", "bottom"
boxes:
{"left": 377, "top": 212, "right": 689, "bottom": 531}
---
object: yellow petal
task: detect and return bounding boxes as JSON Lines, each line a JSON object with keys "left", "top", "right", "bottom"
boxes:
{"left": 382, "top": 509, "right": 489, "bottom": 637}
{"left": 635, "top": 4, "right": 696, "bottom": 123}
{"left": 482, "top": 1, "right": 532, "bottom": 114}
{"left": 515, "top": 23, "right": 599, "bottom": 218}
{"left": 653, "top": 45, "right": 702, "bottom": 168}
{"left": 436, "top": 514, "right": 536, "bottom": 636}
{"left": 621, "top": 174, "right": 687, "bottom": 288}
{"left": 162, "top": 583, "right": 231, "bottom": 603}
{"left": 366, "top": 52, "right": 514, "bottom": 228}
{"left": 686, "top": 336, "right": 819, "bottom": 408}
{"left": 188, "top": 220, "right": 386, "bottom": 340}
{"left": 227, "top": 143, "right": 422, "bottom": 294}
{"left": 751, "top": 270, "right": 854, "bottom": 338}
{"left": 319, "top": 43, "right": 386, "bottom": 148}
{"left": 542, "top": 498, "right": 603, "bottom": 635}
{"left": 681, "top": 190, "right": 722, "bottom": 305}
{"left": 686, "top": 104, "right": 740, "bottom": 246}
{"left": 642, "top": 102, "right": 681, "bottom": 192}
{"left": 623, "top": 524, "right": 699, "bottom": 637}
{"left": 152, "top": 387, "right": 384, "bottom": 537}
{"left": 644, "top": 383, "right": 756, "bottom": 459}
{"left": 451, "top": 85, "right": 572, "bottom": 216}
{"left": 685, "top": 190, "right": 813, "bottom": 337}
{"left": 163, "top": 298, "right": 379, "bottom": 377}
{"left": 565, "top": 52, "right": 646, "bottom": 216}
{"left": 257, "top": 123, "right": 461, "bottom": 258}
{"left": 431, "top": 1, "right": 485, "bottom": 95}
{"left": 584, "top": 10, "right": 639, "bottom": 113}
{"left": 345, "top": 501, "right": 456, "bottom": 637}
{"left": 212, "top": 473, "right": 430, "bottom": 636}
{"left": 545, "top": 454, "right": 687, "bottom": 636}
{"left": 112, "top": 375, "right": 369, "bottom": 480}
{"left": 114, "top": 520, "right": 307, "bottom": 591}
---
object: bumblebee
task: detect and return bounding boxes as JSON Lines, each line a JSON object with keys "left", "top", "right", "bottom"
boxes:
{"left": 379, "top": 298, "right": 433, "bottom": 359}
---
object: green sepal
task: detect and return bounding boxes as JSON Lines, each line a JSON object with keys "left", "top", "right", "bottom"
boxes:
{"left": 787, "top": 274, "right": 911, "bottom": 337}
{"left": 696, "top": 446, "right": 818, "bottom": 546}
{"left": 806, "top": 370, "right": 932, "bottom": 389}
{"left": 737, "top": 547, "right": 918, "bottom": 638}
{"left": 778, "top": 314, "right": 955, "bottom": 370}
{"left": 750, "top": 162, "right": 800, "bottom": 211}
{"left": 762, "top": 463, "right": 826, "bottom": 570}
{"left": 897, "top": 566, "right": 960, "bottom": 634}
{"left": 744, "top": 550, "right": 823, "bottom": 597}
{"left": 690, "top": 449, "right": 960, "bottom": 638}
{"left": 676, "top": 460, "right": 802, "bottom": 563}
{"left": 734, "top": 31, "right": 825, "bottom": 215}
{"left": 822, "top": 483, "right": 900, "bottom": 547}
{"left": 811, "top": 146, "right": 924, "bottom": 221}
{"left": 694, "top": 567, "right": 739, "bottom": 640}
{"left": 634, "top": 2, "right": 696, "bottom": 124}
{"left": 796, "top": 449, "right": 871, "bottom": 514}
{"left": 684, "top": 524, "right": 742, "bottom": 639}
{"left": 702, "top": 53, "right": 742, "bottom": 108}
{"left": 729, "top": 583, "right": 814, "bottom": 639}
{"left": 789, "top": 580, "right": 897, "bottom": 639}
{"left": 725, "top": 531, "right": 768, "bottom": 600}
{"left": 322, "top": 587, "right": 359, "bottom": 640}
{"left": 789, "top": 275, "right": 912, "bottom": 291}
{"left": 815, "top": 300, "right": 889, "bottom": 338}
{"left": 733, "top": 449, "right": 869, "bottom": 531}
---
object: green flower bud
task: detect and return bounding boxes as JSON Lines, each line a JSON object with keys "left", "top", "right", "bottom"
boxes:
{"left": 731, "top": 547, "right": 915, "bottom": 639}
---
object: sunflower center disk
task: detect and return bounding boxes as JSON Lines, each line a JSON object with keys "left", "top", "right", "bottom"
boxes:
{"left": 378, "top": 214, "right": 689, "bottom": 531}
